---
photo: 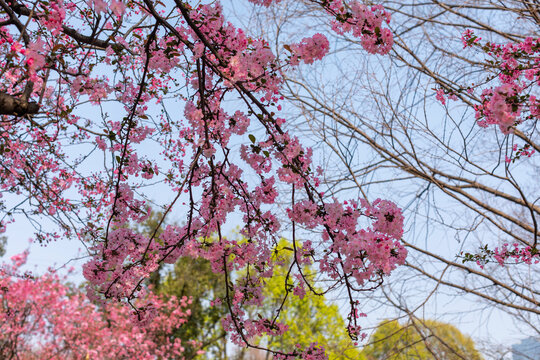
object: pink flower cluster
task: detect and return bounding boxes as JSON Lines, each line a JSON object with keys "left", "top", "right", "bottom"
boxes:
{"left": 88, "top": 0, "right": 126, "bottom": 16}
{"left": 289, "top": 33, "right": 330, "bottom": 65}
{"left": 247, "top": 0, "right": 281, "bottom": 6}
{"left": 40, "top": 0, "right": 66, "bottom": 34}
{"left": 288, "top": 198, "right": 406, "bottom": 297}
{"left": 459, "top": 31, "right": 539, "bottom": 136}
{"left": 461, "top": 29, "right": 480, "bottom": 48}
{"left": 0, "top": 254, "right": 196, "bottom": 359}
{"left": 493, "top": 243, "right": 540, "bottom": 266}
{"left": 477, "top": 84, "right": 521, "bottom": 134}
{"left": 328, "top": 2, "right": 394, "bottom": 55}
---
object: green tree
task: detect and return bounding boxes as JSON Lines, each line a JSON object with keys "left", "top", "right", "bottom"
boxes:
{"left": 246, "top": 240, "right": 363, "bottom": 360}
{"left": 157, "top": 256, "right": 227, "bottom": 359}
{"left": 141, "top": 218, "right": 361, "bottom": 360}
{"left": 361, "top": 319, "right": 483, "bottom": 360}
{"left": 137, "top": 211, "right": 227, "bottom": 359}
{"left": 0, "top": 235, "right": 6, "bottom": 257}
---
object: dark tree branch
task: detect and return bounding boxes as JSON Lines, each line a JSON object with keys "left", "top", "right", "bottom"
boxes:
{"left": 0, "top": 92, "right": 39, "bottom": 116}
{"left": 7, "top": 0, "right": 125, "bottom": 51}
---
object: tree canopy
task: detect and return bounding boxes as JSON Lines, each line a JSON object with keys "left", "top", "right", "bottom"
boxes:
{"left": 252, "top": 240, "right": 362, "bottom": 359}
{"left": 361, "top": 320, "right": 483, "bottom": 360}
{"left": 0, "top": 0, "right": 538, "bottom": 358}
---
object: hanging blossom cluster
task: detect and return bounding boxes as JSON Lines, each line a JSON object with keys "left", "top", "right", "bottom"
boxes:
{"left": 288, "top": 33, "right": 330, "bottom": 65}
{"left": 438, "top": 30, "right": 539, "bottom": 136}
{"left": 0, "top": 252, "right": 198, "bottom": 359}
{"left": 471, "top": 35, "right": 540, "bottom": 134}
{"left": 1, "top": 0, "right": 402, "bottom": 358}
{"left": 326, "top": 1, "right": 393, "bottom": 54}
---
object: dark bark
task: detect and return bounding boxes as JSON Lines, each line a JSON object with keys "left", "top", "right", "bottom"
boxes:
{"left": 0, "top": 92, "right": 39, "bottom": 116}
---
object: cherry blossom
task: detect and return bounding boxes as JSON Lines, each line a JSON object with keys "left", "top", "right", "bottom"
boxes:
{"left": 0, "top": 253, "right": 196, "bottom": 359}
{"left": 0, "top": 0, "right": 404, "bottom": 357}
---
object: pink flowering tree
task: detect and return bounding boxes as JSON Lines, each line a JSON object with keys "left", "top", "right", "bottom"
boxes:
{"left": 0, "top": 251, "right": 196, "bottom": 359}
{"left": 0, "top": 0, "right": 405, "bottom": 358}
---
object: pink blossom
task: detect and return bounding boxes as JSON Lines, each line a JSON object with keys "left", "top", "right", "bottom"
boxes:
{"left": 290, "top": 33, "right": 330, "bottom": 65}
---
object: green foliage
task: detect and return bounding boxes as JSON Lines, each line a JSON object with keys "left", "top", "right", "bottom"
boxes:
{"left": 0, "top": 235, "right": 6, "bottom": 257}
{"left": 138, "top": 217, "right": 361, "bottom": 360}
{"left": 157, "top": 256, "right": 227, "bottom": 359}
{"left": 254, "top": 240, "right": 362, "bottom": 360}
{"left": 138, "top": 211, "right": 227, "bottom": 359}
{"left": 361, "top": 319, "right": 483, "bottom": 360}
{"left": 134, "top": 211, "right": 167, "bottom": 289}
